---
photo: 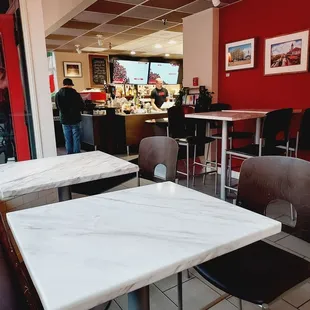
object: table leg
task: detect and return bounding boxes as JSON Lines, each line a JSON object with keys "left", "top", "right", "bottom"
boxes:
{"left": 137, "top": 171, "right": 140, "bottom": 187}
{"left": 255, "top": 118, "right": 261, "bottom": 144}
{"left": 220, "top": 121, "right": 228, "bottom": 200}
{"left": 128, "top": 286, "right": 150, "bottom": 310}
{"left": 58, "top": 186, "right": 72, "bottom": 201}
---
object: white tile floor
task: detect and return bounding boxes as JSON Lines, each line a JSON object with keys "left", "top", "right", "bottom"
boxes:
{"left": 81, "top": 176, "right": 310, "bottom": 310}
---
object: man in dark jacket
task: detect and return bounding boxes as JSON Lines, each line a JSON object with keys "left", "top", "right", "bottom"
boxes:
{"left": 55, "top": 78, "right": 84, "bottom": 154}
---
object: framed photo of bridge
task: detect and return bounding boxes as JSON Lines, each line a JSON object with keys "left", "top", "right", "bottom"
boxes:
{"left": 264, "top": 30, "right": 309, "bottom": 75}
{"left": 225, "top": 38, "right": 255, "bottom": 71}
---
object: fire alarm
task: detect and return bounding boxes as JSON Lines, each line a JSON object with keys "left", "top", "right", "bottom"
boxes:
{"left": 193, "top": 77, "right": 199, "bottom": 87}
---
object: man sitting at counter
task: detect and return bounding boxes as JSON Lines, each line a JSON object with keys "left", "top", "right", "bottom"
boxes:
{"left": 150, "top": 78, "right": 169, "bottom": 111}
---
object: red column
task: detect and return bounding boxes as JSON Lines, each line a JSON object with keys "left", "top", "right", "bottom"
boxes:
{"left": 0, "top": 14, "right": 30, "bottom": 161}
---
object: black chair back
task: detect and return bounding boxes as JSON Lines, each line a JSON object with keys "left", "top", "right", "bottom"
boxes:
{"left": 298, "top": 108, "right": 310, "bottom": 149}
{"left": 209, "top": 103, "right": 231, "bottom": 129}
{"left": 138, "top": 136, "right": 179, "bottom": 182}
{"left": 168, "top": 106, "right": 186, "bottom": 138}
{"left": 209, "top": 103, "right": 231, "bottom": 112}
{"left": 262, "top": 108, "right": 293, "bottom": 147}
{"left": 168, "top": 106, "right": 195, "bottom": 138}
{"left": 237, "top": 156, "right": 310, "bottom": 242}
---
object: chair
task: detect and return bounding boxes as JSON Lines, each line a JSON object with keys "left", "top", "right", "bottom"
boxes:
{"left": 0, "top": 213, "right": 43, "bottom": 309}
{"left": 277, "top": 108, "right": 310, "bottom": 157}
{"left": 138, "top": 136, "right": 179, "bottom": 183}
{"left": 206, "top": 103, "right": 255, "bottom": 189}
{"left": 168, "top": 106, "right": 215, "bottom": 187}
{"left": 192, "top": 156, "right": 310, "bottom": 310}
{"left": 225, "top": 108, "right": 293, "bottom": 193}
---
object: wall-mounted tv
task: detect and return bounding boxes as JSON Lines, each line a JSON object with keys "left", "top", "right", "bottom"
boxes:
{"left": 112, "top": 60, "right": 149, "bottom": 84}
{"left": 148, "top": 62, "right": 180, "bottom": 85}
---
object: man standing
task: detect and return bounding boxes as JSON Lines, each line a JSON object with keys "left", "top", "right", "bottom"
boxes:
{"left": 55, "top": 78, "right": 84, "bottom": 154}
{"left": 150, "top": 78, "right": 169, "bottom": 111}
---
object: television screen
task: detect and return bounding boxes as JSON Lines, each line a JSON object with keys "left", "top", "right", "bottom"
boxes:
{"left": 148, "top": 62, "right": 180, "bottom": 84}
{"left": 112, "top": 60, "right": 149, "bottom": 84}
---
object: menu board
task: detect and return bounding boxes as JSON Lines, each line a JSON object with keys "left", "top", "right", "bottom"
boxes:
{"left": 112, "top": 60, "right": 149, "bottom": 84}
{"left": 148, "top": 62, "right": 180, "bottom": 85}
{"left": 89, "top": 55, "right": 108, "bottom": 86}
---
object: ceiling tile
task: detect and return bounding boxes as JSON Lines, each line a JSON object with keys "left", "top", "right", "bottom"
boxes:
{"left": 46, "top": 34, "right": 76, "bottom": 41}
{"left": 71, "top": 36, "right": 97, "bottom": 45}
{"left": 148, "top": 30, "right": 182, "bottom": 39}
{"left": 57, "top": 44, "right": 76, "bottom": 52}
{"left": 96, "top": 24, "right": 131, "bottom": 33}
{"left": 107, "top": 16, "right": 146, "bottom": 26}
{"left": 177, "top": 0, "right": 213, "bottom": 13}
{"left": 53, "top": 28, "right": 88, "bottom": 36}
{"left": 143, "top": 0, "right": 195, "bottom": 10}
{"left": 157, "top": 11, "right": 190, "bottom": 23}
{"left": 122, "top": 5, "right": 169, "bottom": 19}
{"left": 112, "top": 33, "right": 141, "bottom": 40}
{"left": 73, "top": 11, "right": 117, "bottom": 24}
{"left": 167, "top": 24, "right": 183, "bottom": 32}
{"left": 138, "top": 20, "right": 177, "bottom": 30}
{"left": 123, "top": 28, "right": 157, "bottom": 36}
{"left": 86, "top": 0, "right": 134, "bottom": 14}
{"left": 84, "top": 31, "right": 114, "bottom": 37}
{"left": 81, "top": 47, "right": 108, "bottom": 52}
{"left": 62, "top": 20, "right": 100, "bottom": 30}
{"left": 105, "top": 0, "right": 146, "bottom": 3}
{"left": 46, "top": 39, "right": 70, "bottom": 46}
{"left": 46, "top": 45, "right": 60, "bottom": 50}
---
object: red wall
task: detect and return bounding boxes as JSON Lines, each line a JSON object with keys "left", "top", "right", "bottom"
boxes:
{"left": 218, "top": 0, "right": 310, "bottom": 110}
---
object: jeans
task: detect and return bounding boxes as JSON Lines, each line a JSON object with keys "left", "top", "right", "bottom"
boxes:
{"left": 62, "top": 124, "right": 81, "bottom": 154}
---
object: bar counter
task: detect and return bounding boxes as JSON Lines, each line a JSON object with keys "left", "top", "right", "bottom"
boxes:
{"left": 80, "top": 111, "right": 167, "bottom": 154}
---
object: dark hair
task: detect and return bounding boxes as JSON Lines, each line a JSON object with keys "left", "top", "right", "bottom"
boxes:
{"left": 0, "top": 67, "right": 6, "bottom": 80}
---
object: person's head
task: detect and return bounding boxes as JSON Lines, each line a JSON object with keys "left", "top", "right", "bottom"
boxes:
{"left": 155, "top": 78, "right": 163, "bottom": 90}
{"left": 63, "top": 78, "right": 74, "bottom": 88}
{"left": 0, "top": 67, "right": 6, "bottom": 81}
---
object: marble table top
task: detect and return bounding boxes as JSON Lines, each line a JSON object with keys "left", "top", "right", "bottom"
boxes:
{"left": 185, "top": 111, "right": 264, "bottom": 121}
{"left": 7, "top": 182, "right": 281, "bottom": 310}
{"left": 221, "top": 108, "right": 302, "bottom": 114}
{"left": 0, "top": 151, "right": 138, "bottom": 200}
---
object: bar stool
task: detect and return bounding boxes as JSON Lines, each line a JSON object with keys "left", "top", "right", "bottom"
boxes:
{"left": 277, "top": 108, "right": 310, "bottom": 157}
{"left": 225, "top": 108, "right": 293, "bottom": 193}
{"left": 168, "top": 106, "right": 215, "bottom": 187}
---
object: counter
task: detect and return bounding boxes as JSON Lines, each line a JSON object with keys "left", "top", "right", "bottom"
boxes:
{"left": 80, "top": 111, "right": 167, "bottom": 155}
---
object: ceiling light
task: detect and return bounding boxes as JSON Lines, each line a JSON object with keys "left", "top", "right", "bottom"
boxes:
{"left": 97, "top": 34, "right": 104, "bottom": 47}
{"left": 155, "top": 44, "right": 162, "bottom": 49}
{"left": 75, "top": 44, "right": 82, "bottom": 54}
{"left": 165, "top": 53, "right": 170, "bottom": 57}
{"left": 212, "top": 0, "right": 221, "bottom": 7}
{"left": 130, "top": 51, "right": 136, "bottom": 55}
{"left": 168, "top": 40, "right": 176, "bottom": 45}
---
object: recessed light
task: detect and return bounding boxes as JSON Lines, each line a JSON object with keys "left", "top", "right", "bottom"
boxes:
{"left": 130, "top": 51, "right": 136, "bottom": 55}
{"left": 168, "top": 40, "right": 176, "bottom": 45}
{"left": 165, "top": 53, "right": 170, "bottom": 57}
{"left": 154, "top": 44, "right": 162, "bottom": 49}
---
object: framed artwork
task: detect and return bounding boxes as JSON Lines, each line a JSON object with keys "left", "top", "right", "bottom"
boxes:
{"left": 264, "top": 30, "right": 309, "bottom": 75}
{"left": 225, "top": 38, "right": 255, "bottom": 71}
{"left": 63, "top": 62, "right": 82, "bottom": 78}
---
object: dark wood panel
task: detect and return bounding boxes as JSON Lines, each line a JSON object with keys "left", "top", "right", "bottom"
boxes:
{"left": 124, "top": 113, "right": 167, "bottom": 146}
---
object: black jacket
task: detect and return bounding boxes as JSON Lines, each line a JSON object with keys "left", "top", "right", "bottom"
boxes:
{"left": 55, "top": 87, "right": 84, "bottom": 125}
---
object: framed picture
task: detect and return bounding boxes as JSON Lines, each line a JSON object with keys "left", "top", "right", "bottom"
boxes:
{"left": 63, "top": 62, "right": 82, "bottom": 78}
{"left": 264, "top": 30, "right": 309, "bottom": 75}
{"left": 225, "top": 38, "right": 255, "bottom": 71}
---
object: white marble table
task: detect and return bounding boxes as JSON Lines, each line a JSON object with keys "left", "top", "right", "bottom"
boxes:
{"left": 0, "top": 151, "right": 139, "bottom": 201}
{"left": 7, "top": 182, "right": 281, "bottom": 310}
{"left": 185, "top": 111, "right": 264, "bottom": 200}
